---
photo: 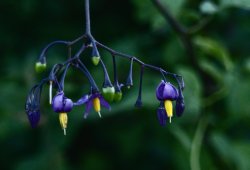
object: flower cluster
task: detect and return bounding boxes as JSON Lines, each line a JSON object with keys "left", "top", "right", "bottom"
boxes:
{"left": 25, "top": 0, "right": 185, "bottom": 135}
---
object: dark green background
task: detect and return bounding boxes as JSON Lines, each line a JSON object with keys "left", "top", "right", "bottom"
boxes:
{"left": 1, "top": 0, "right": 250, "bottom": 170}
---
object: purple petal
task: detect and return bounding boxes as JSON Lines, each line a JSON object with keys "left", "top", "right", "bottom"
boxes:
{"left": 156, "top": 81, "right": 178, "bottom": 101}
{"left": 64, "top": 98, "right": 73, "bottom": 112}
{"left": 157, "top": 107, "right": 167, "bottom": 126}
{"left": 162, "top": 83, "right": 178, "bottom": 100}
{"left": 74, "top": 95, "right": 89, "bottom": 106}
{"left": 27, "top": 110, "right": 40, "bottom": 128}
{"left": 52, "top": 92, "right": 64, "bottom": 112}
{"left": 99, "top": 96, "right": 111, "bottom": 110}
{"left": 156, "top": 81, "right": 165, "bottom": 100}
{"left": 85, "top": 100, "right": 93, "bottom": 115}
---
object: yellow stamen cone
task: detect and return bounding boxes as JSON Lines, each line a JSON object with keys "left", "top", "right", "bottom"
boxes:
{"left": 93, "top": 97, "right": 101, "bottom": 113}
{"left": 164, "top": 100, "right": 173, "bottom": 123}
{"left": 59, "top": 113, "right": 68, "bottom": 135}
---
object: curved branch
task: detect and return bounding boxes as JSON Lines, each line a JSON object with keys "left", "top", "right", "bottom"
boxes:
{"left": 151, "top": 0, "right": 199, "bottom": 69}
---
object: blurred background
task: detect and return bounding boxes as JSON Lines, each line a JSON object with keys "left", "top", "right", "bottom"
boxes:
{"left": 1, "top": 0, "right": 250, "bottom": 169}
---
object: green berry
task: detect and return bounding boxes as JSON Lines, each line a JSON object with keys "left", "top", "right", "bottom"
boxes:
{"left": 113, "top": 92, "right": 122, "bottom": 102}
{"left": 92, "top": 56, "right": 100, "bottom": 66}
{"left": 35, "top": 62, "right": 46, "bottom": 73}
{"left": 102, "top": 86, "right": 115, "bottom": 102}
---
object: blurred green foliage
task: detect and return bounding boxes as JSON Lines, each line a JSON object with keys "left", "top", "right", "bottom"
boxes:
{"left": 1, "top": 0, "right": 250, "bottom": 170}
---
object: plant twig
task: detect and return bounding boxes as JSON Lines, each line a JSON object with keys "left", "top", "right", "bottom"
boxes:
{"left": 151, "top": 0, "right": 198, "bottom": 69}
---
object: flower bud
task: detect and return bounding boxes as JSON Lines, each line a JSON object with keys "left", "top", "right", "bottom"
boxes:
{"left": 176, "top": 99, "right": 185, "bottom": 117}
{"left": 102, "top": 86, "right": 115, "bottom": 102}
{"left": 35, "top": 62, "right": 46, "bottom": 73}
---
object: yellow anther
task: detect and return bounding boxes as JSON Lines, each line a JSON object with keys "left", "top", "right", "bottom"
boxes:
{"left": 164, "top": 100, "right": 173, "bottom": 123}
{"left": 93, "top": 97, "right": 101, "bottom": 113}
{"left": 59, "top": 112, "right": 68, "bottom": 135}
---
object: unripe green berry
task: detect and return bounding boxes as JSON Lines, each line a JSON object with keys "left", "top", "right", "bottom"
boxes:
{"left": 92, "top": 56, "right": 100, "bottom": 66}
{"left": 102, "top": 86, "right": 115, "bottom": 102}
{"left": 35, "top": 62, "right": 46, "bottom": 73}
{"left": 113, "top": 92, "right": 122, "bottom": 102}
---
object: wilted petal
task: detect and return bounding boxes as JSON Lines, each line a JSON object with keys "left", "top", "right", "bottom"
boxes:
{"left": 74, "top": 95, "right": 89, "bottom": 106}
{"left": 27, "top": 109, "right": 40, "bottom": 128}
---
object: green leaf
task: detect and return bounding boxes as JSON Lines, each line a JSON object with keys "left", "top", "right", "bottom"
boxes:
{"left": 220, "top": 0, "right": 250, "bottom": 9}
{"left": 226, "top": 73, "right": 250, "bottom": 116}
{"left": 133, "top": 0, "right": 185, "bottom": 29}
{"left": 210, "top": 133, "right": 237, "bottom": 167}
{"left": 233, "top": 142, "right": 250, "bottom": 170}
{"left": 199, "top": 59, "right": 224, "bottom": 81}
{"left": 194, "top": 36, "right": 233, "bottom": 71}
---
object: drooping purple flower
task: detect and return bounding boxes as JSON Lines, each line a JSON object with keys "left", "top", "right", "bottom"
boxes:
{"left": 75, "top": 92, "right": 111, "bottom": 119}
{"left": 157, "top": 103, "right": 168, "bottom": 126}
{"left": 155, "top": 80, "right": 179, "bottom": 123}
{"left": 52, "top": 91, "right": 73, "bottom": 113}
{"left": 156, "top": 80, "right": 178, "bottom": 101}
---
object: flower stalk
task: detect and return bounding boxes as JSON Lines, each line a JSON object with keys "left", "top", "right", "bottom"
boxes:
{"left": 135, "top": 65, "right": 144, "bottom": 108}
{"left": 25, "top": 0, "right": 185, "bottom": 134}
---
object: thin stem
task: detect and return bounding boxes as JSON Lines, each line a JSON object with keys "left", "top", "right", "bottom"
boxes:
{"left": 69, "top": 35, "right": 86, "bottom": 45}
{"left": 59, "top": 63, "right": 70, "bottom": 90}
{"left": 100, "top": 59, "right": 112, "bottom": 87}
{"left": 77, "top": 59, "right": 99, "bottom": 91}
{"left": 126, "top": 57, "right": 134, "bottom": 87}
{"left": 68, "top": 46, "right": 72, "bottom": 59}
{"left": 112, "top": 55, "right": 118, "bottom": 84}
{"left": 160, "top": 68, "right": 167, "bottom": 82}
{"left": 95, "top": 41, "right": 181, "bottom": 80}
{"left": 85, "top": 0, "right": 91, "bottom": 35}
{"left": 135, "top": 65, "right": 144, "bottom": 107}
{"left": 39, "top": 41, "right": 69, "bottom": 61}
{"left": 39, "top": 35, "right": 86, "bottom": 61}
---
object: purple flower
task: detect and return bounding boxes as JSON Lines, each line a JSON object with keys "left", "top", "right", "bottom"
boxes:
{"left": 157, "top": 103, "right": 168, "bottom": 126}
{"left": 155, "top": 80, "right": 179, "bottom": 123}
{"left": 156, "top": 80, "right": 178, "bottom": 101}
{"left": 52, "top": 91, "right": 73, "bottom": 113}
{"left": 75, "top": 92, "right": 111, "bottom": 119}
